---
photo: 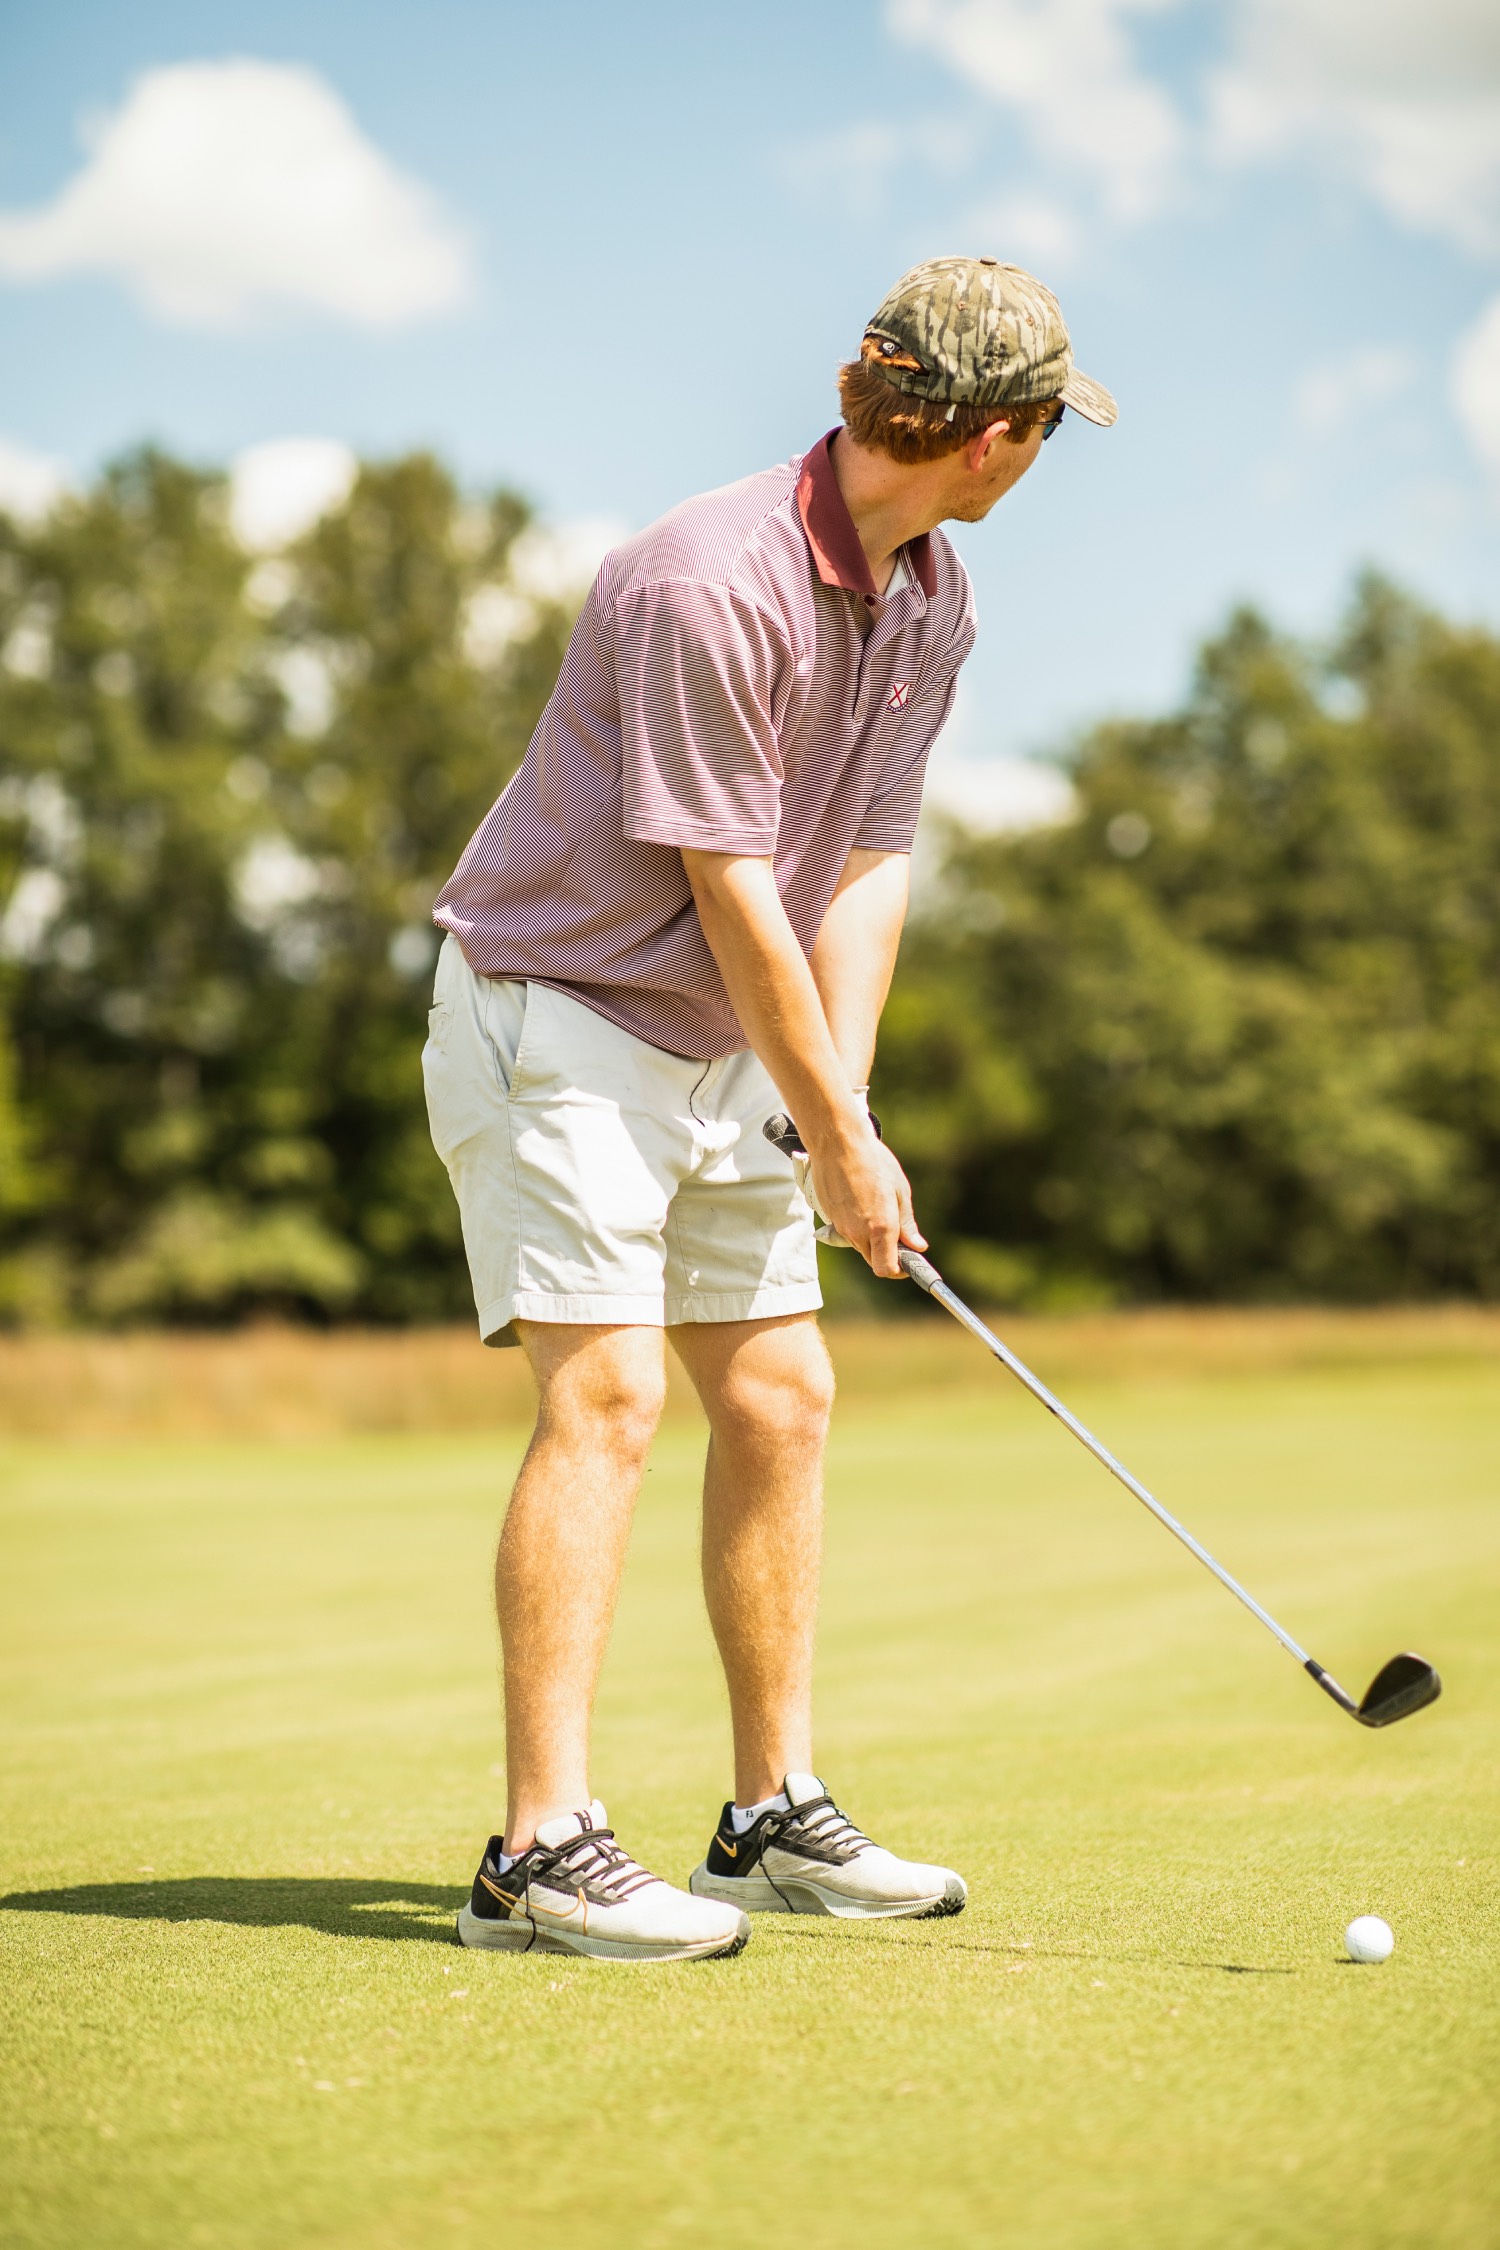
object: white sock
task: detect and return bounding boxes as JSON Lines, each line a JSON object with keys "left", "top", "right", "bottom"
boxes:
{"left": 493, "top": 1847, "right": 520, "bottom": 1874}
{"left": 731, "top": 1789, "right": 790, "bottom": 1835}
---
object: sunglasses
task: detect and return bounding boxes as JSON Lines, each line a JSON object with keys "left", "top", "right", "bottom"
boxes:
{"left": 1040, "top": 404, "right": 1067, "bottom": 442}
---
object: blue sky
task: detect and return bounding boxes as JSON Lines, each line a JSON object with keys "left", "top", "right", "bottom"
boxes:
{"left": 2, "top": 0, "right": 1498, "bottom": 818}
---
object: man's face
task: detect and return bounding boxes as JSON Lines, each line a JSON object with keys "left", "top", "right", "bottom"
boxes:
{"left": 942, "top": 413, "right": 1052, "bottom": 524}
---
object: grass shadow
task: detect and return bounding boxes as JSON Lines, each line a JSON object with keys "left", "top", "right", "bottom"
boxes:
{"left": 801, "top": 1925, "right": 1299, "bottom": 1975}
{"left": 954, "top": 1941, "right": 1299, "bottom": 1976}
{"left": 0, "top": 1877, "right": 463, "bottom": 1946}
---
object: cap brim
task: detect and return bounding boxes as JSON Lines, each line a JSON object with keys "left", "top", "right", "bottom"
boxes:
{"left": 1060, "top": 369, "right": 1118, "bottom": 427}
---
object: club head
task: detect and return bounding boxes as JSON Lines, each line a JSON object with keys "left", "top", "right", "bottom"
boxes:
{"left": 1355, "top": 1652, "right": 1441, "bottom": 1728}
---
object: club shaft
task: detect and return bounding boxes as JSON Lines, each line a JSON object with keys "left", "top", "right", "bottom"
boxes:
{"left": 901, "top": 1252, "right": 1313, "bottom": 1669}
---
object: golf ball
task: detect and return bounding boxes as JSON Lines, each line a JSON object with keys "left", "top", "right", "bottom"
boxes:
{"left": 1344, "top": 1915, "right": 1395, "bottom": 1963}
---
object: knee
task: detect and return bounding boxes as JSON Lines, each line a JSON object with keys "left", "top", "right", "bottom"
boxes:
{"left": 548, "top": 1357, "right": 666, "bottom": 1463}
{"left": 720, "top": 1347, "right": 835, "bottom": 1453}
{"left": 603, "top": 1368, "right": 668, "bottom": 1460}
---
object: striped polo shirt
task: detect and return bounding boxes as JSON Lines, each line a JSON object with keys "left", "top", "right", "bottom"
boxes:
{"left": 433, "top": 430, "right": 976, "bottom": 1059}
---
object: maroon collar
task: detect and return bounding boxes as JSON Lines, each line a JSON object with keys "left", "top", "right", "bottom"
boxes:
{"left": 795, "top": 429, "right": 937, "bottom": 603}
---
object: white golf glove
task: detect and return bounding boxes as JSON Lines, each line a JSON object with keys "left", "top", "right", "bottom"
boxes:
{"left": 773, "top": 1100, "right": 877, "bottom": 1250}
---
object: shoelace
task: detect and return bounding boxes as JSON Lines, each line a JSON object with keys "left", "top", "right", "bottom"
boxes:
{"left": 759, "top": 1794, "right": 871, "bottom": 1863}
{"left": 530, "top": 1826, "right": 658, "bottom": 1904}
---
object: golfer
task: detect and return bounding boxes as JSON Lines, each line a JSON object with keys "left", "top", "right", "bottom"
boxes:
{"left": 426, "top": 257, "right": 1116, "bottom": 1962}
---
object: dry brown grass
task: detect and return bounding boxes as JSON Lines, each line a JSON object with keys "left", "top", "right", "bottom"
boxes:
{"left": 0, "top": 1305, "right": 1497, "bottom": 1440}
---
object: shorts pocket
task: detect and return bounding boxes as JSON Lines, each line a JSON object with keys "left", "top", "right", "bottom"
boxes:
{"left": 424, "top": 979, "right": 504, "bottom": 1166}
{"left": 482, "top": 976, "right": 534, "bottom": 1096}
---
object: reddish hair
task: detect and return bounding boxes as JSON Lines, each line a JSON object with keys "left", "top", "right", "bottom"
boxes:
{"left": 837, "top": 349, "right": 1055, "bottom": 463}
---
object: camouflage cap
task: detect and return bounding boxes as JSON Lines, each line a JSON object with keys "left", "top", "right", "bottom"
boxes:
{"left": 862, "top": 255, "right": 1117, "bottom": 426}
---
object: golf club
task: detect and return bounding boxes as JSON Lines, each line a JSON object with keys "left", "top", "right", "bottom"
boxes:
{"left": 763, "top": 1115, "right": 1441, "bottom": 1730}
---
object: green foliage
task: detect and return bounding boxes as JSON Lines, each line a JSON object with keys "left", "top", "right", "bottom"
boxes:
{"left": 876, "top": 577, "right": 1500, "bottom": 1304}
{"left": 0, "top": 448, "right": 570, "bottom": 1325}
{"left": 2, "top": 447, "right": 1496, "bottom": 1326}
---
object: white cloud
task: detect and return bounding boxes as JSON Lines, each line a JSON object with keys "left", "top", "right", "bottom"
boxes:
{"left": 776, "top": 122, "right": 908, "bottom": 217}
{"left": 885, "top": 0, "right": 1500, "bottom": 260}
{"left": 229, "top": 437, "right": 358, "bottom": 552}
{"left": 1295, "top": 344, "right": 1416, "bottom": 434}
{"left": 887, "top": 0, "right": 1188, "bottom": 221}
{"left": 462, "top": 518, "right": 628, "bottom": 667}
{"left": 1452, "top": 296, "right": 1500, "bottom": 475}
{"left": 0, "top": 58, "right": 471, "bottom": 329}
{"left": 775, "top": 116, "right": 980, "bottom": 217}
{"left": 1210, "top": 0, "right": 1500, "bottom": 253}
{"left": 965, "top": 192, "right": 1079, "bottom": 267}
{"left": 0, "top": 437, "right": 70, "bottom": 525}
{"left": 921, "top": 742, "right": 1076, "bottom": 831}
{"left": 506, "top": 518, "right": 627, "bottom": 604}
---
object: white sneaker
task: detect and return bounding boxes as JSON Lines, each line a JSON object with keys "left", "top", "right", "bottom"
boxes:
{"left": 689, "top": 1773, "right": 967, "bottom": 1920}
{"left": 456, "top": 1803, "right": 750, "bottom": 1963}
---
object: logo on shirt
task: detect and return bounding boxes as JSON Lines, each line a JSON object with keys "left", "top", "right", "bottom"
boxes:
{"left": 886, "top": 681, "right": 912, "bottom": 713}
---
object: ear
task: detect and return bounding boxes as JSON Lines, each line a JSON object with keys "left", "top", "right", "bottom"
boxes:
{"left": 966, "top": 419, "right": 1012, "bottom": 471}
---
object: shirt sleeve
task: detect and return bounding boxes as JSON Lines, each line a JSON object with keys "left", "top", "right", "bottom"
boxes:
{"left": 614, "top": 581, "right": 794, "bottom": 854}
{"left": 852, "top": 586, "right": 977, "bottom": 852}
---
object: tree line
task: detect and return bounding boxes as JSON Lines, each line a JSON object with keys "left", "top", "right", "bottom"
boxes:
{"left": 1, "top": 449, "right": 1496, "bottom": 1325}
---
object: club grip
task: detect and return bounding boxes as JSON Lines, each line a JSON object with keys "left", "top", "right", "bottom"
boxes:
{"left": 762, "top": 1115, "right": 936, "bottom": 1286}
{"left": 762, "top": 1110, "right": 882, "bottom": 1154}
{"left": 763, "top": 1112, "right": 806, "bottom": 1160}
{"left": 898, "top": 1247, "right": 943, "bottom": 1293}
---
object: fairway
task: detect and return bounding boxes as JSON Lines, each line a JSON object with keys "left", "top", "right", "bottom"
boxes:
{"left": 2, "top": 1328, "right": 1498, "bottom": 2249}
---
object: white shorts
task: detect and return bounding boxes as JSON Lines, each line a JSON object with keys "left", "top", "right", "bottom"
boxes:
{"left": 423, "top": 935, "right": 821, "bottom": 1347}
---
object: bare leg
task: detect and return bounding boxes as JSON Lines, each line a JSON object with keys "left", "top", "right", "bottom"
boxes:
{"left": 669, "top": 1314, "right": 835, "bottom": 1808}
{"left": 498, "top": 1322, "right": 666, "bottom": 1853}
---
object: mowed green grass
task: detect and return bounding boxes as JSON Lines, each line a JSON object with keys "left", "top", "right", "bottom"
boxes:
{"left": 2, "top": 1340, "right": 1498, "bottom": 2249}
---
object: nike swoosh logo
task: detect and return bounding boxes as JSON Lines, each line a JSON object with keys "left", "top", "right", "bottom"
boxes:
{"left": 530, "top": 1894, "right": 585, "bottom": 1926}
{"left": 719, "top": 1836, "right": 739, "bottom": 1859}
{"left": 478, "top": 1871, "right": 523, "bottom": 1909}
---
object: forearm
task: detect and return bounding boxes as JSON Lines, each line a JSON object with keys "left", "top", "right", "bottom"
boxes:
{"left": 808, "top": 848, "right": 909, "bottom": 1088}
{"left": 680, "top": 851, "right": 865, "bottom": 1151}
{"left": 681, "top": 849, "right": 924, "bottom": 1274}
